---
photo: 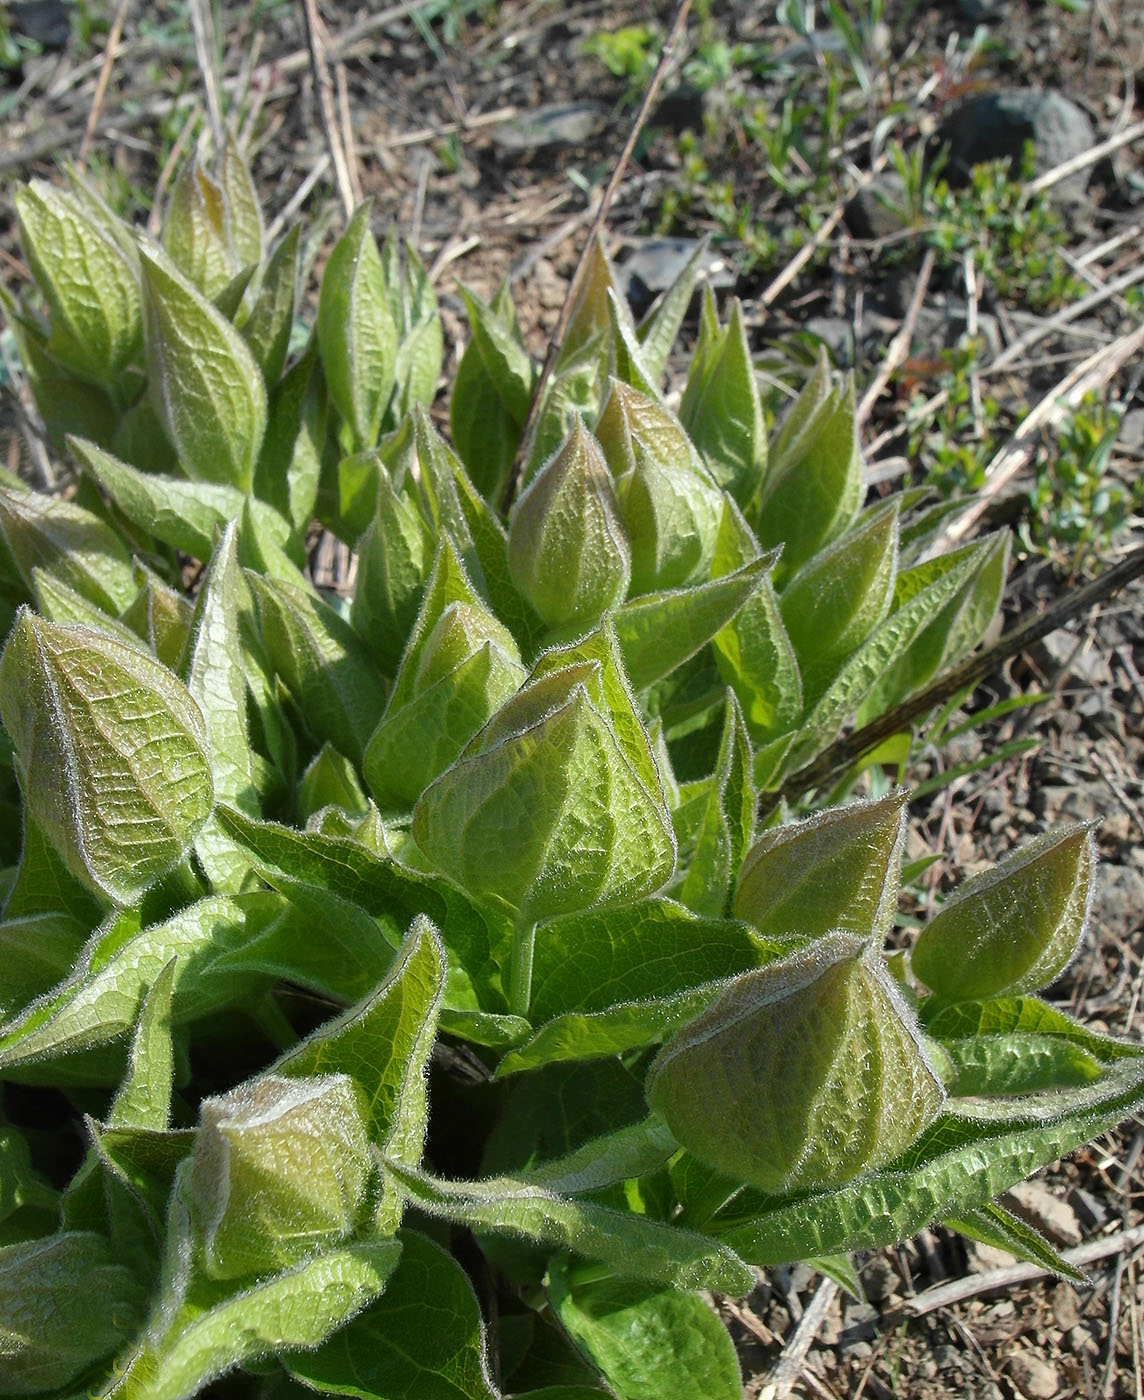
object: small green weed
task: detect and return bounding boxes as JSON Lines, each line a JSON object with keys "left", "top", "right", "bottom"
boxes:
{"left": 1023, "top": 393, "right": 1142, "bottom": 576}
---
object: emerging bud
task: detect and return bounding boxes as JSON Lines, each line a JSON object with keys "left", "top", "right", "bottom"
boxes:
{"left": 911, "top": 825, "right": 1096, "bottom": 1004}
{"left": 0, "top": 1231, "right": 145, "bottom": 1394}
{"left": 365, "top": 598, "right": 526, "bottom": 811}
{"left": 595, "top": 380, "right": 722, "bottom": 594}
{"left": 412, "top": 622, "right": 674, "bottom": 923}
{"left": 647, "top": 934, "right": 944, "bottom": 1193}
{"left": 507, "top": 420, "right": 630, "bottom": 631}
{"left": 191, "top": 1073, "right": 372, "bottom": 1280}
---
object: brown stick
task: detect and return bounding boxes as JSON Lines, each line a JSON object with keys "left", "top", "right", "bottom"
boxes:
{"left": 856, "top": 247, "right": 934, "bottom": 428}
{"left": 942, "top": 320, "right": 1144, "bottom": 546}
{"left": 300, "top": 0, "right": 357, "bottom": 220}
{"left": 772, "top": 539, "right": 1144, "bottom": 808}
{"left": 76, "top": 0, "right": 130, "bottom": 172}
{"left": 895, "top": 1221, "right": 1144, "bottom": 1319}
{"left": 498, "top": 0, "right": 695, "bottom": 515}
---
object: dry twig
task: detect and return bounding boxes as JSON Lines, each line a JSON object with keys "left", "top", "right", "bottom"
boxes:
{"left": 300, "top": 0, "right": 357, "bottom": 220}
{"left": 856, "top": 247, "right": 934, "bottom": 428}
{"left": 773, "top": 539, "right": 1144, "bottom": 809}
{"left": 75, "top": 0, "right": 130, "bottom": 173}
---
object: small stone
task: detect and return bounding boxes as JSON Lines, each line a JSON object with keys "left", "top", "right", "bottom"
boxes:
{"left": 1051, "top": 1281, "right": 1083, "bottom": 1331}
{"left": 1007, "top": 1347, "right": 1061, "bottom": 1399}
{"left": 845, "top": 173, "right": 909, "bottom": 241}
{"left": 1035, "top": 784, "right": 1100, "bottom": 827}
{"left": 1006, "top": 1180, "right": 1084, "bottom": 1247}
{"left": 932, "top": 89, "right": 1096, "bottom": 204}
{"left": 969, "top": 1241, "right": 1019, "bottom": 1273}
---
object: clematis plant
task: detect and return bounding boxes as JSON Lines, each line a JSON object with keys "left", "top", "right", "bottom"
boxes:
{"left": 0, "top": 135, "right": 1139, "bottom": 1400}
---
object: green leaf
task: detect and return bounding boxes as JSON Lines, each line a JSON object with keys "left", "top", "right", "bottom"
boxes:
{"left": 242, "top": 225, "right": 299, "bottom": 386}
{"left": 784, "top": 541, "right": 986, "bottom": 773}
{"left": 678, "top": 690, "right": 755, "bottom": 918}
{"left": 549, "top": 1261, "right": 742, "bottom": 1400}
{"left": 648, "top": 934, "right": 944, "bottom": 1193}
{"left": 0, "top": 1121, "right": 56, "bottom": 1226}
{"left": 107, "top": 956, "right": 177, "bottom": 1131}
{"left": 779, "top": 501, "right": 900, "bottom": 708}
{"left": 912, "top": 826, "right": 1096, "bottom": 1004}
{"left": 365, "top": 537, "right": 526, "bottom": 811}
{"left": 926, "top": 995, "right": 1140, "bottom": 1064}
{"left": 559, "top": 236, "right": 625, "bottom": 369}
{"left": 163, "top": 159, "right": 235, "bottom": 300}
{"left": 0, "top": 911, "right": 91, "bottom": 1019}
{"left": 121, "top": 561, "right": 195, "bottom": 671}
{"left": 220, "top": 128, "right": 265, "bottom": 273}
{"left": 757, "top": 372, "right": 862, "bottom": 579}
{"left": 15, "top": 179, "right": 141, "bottom": 392}
{"left": 507, "top": 421, "right": 630, "bottom": 632}
{"left": 276, "top": 915, "right": 445, "bottom": 1231}
{"left": 32, "top": 566, "right": 143, "bottom": 647}
{"left": 130, "top": 1228, "right": 401, "bottom": 1400}
{"left": 449, "top": 282, "right": 530, "bottom": 502}
{"left": 350, "top": 465, "right": 433, "bottom": 678}
{"left": 522, "top": 1115, "right": 679, "bottom": 1196}
{"left": 211, "top": 877, "right": 396, "bottom": 1006}
{"left": 383, "top": 1158, "right": 753, "bottom": 1295}
{"left": 0, "top": 892, "right": 287, "bottom": 1073}
{"left": 214, "top": 806, "right": 513, "bottom": 1018}
{"left": 941, "top": 1033, "right": 1105, "bottom": 1098}
{"left": 944, "top": 1202, "right": 1087, "bottom": 1284}
{"left": 255, "top": 332, "right": 324, "bottom": 540}
{"left": 183, "top": 522, "right": 259, "bottom": 890}
{"left": 3, "top": 805, "right": 106, "bottom": 923}
{"left": 0, "top": 610, "right": 214, "bottom": 905}
{"left": 715, "top": 1054, "right": 1144, "bottom": 1266}
{"left": 496, "top": 899, "right": 779, "bottom": 1077}
{"left": 248, "top": 572, "right": 388, "bottom": 766}
{"left": 298, "top": 743, "right": 370, "bottom": 823}
{"left": 318, "top": 202, "right": 397, "bottom": 451}
{"left": 0, "top": 1231, "right": 147, "bottom": 1394}
{"left": 680, "top": 297, "right": 766, "bottom": 507}
{"left": 389, "top": 238, "right": 444, "bottom": 420}
{"left": 733, "top": 791, "right": 907, "bottom": 942}
{"left": 0, "top": 483, "right": 137, "bottom": 614}
{"left": 710, "top": 498, "right": 802, "bottom": 743}
{"left": 596, "top": 380, "right": 723, "bottom": 596}
{"left": 612, "top": 553, "right": 777, "bottom": 693}
{"left": 858, "top": 532, "right": 1010, "bottom": 719}
{"left": 140, "top": 243, "right": 268, "bottom": 491}
{"left": 288, "top": 1229, "right": 498, "bottom": 1400}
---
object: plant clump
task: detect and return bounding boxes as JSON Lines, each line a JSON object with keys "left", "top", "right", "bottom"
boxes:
{"left": 0, "top": 136, "right": 1139, "bottom": 1400}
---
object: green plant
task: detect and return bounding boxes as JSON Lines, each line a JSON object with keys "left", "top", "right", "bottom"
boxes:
{"left": 1023, "top": 393, "right": 1142, "bottom": 576}
{"left": 927, "top": 152, "right": 1086, "bottom": 311}
{"left": 0, "top": 136, "right": 1141, "bottom": 1400}
{"left": 907, "top": 336, "right": 1002, "bottom": 496}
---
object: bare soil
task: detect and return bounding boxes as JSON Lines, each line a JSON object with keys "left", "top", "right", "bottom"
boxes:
{"left": 1, "top": 0, "right": 1142, "bottom": 1395}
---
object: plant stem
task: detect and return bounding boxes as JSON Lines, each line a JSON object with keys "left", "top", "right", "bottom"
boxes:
{"left": 509, "top": 919, "right": 536, "bottom": 1019}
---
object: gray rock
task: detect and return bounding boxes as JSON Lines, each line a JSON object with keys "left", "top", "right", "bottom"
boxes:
{"left": 492, "top": 103, "right": 606, "bottom": 156}
{"left": 616, "top": 237, "right": 735, "bottom": 317}
{"left": 1007, "top": 1348, "right": 1061, "bottom": 1399}
{"left": 959, "top": 0, "right": 1008, "bottom": 20}
{"left": 932, "top": 89, "right": 1096, "bottom": 203}
{"left": 845, "top": 172, "right": 909, "bottom": 241}
{"left": 1006, "top": 1179, "right": 1083, "bottom": 1246}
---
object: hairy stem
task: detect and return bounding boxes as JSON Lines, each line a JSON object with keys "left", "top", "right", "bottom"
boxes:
{"left": 509, "top": 919, "right": 537, "bottom": 1020}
